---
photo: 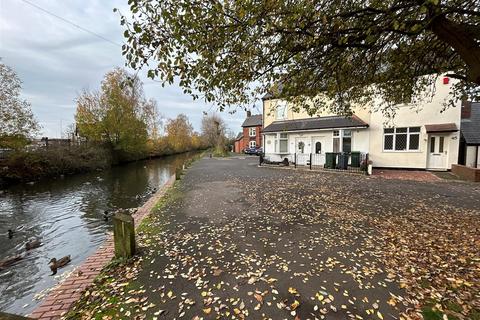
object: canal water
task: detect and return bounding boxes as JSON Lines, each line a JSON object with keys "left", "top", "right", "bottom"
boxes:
{"left": 0, "top": 152, "right": 196, "bottom": 315}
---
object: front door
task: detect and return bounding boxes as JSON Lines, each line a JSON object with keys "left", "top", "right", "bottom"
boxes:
{"left": 295, "top": 138, "right": 309, "bottom": 165}
{"left": 311, "top": 136, "right": 326, "bottom": 166}
{"left": 427, "top": 135, "right": 448, "bottom": 170}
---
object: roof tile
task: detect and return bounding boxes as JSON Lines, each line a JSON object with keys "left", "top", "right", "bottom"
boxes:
{"left": 263, "top": 115, "right": 368, "bottom": 133}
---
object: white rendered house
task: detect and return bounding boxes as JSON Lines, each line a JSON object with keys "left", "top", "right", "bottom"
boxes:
{"left": 262, "top": 76, "right": 462, "bottom": 171}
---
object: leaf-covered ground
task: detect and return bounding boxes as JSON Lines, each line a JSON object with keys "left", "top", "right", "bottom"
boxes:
{"left": 66, "top": 157, "right": 480, "bottom": 320}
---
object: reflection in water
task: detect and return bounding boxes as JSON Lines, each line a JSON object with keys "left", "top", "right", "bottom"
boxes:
{"left": 0, "top": 152, "right": 195, "bottom": 315}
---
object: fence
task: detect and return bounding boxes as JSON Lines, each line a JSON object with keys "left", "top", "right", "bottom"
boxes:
{"left": 260, "top": 152, "right": 369, "bottom": 174}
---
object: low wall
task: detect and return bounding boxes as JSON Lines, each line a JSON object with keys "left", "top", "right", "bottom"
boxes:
{"left": 452, "top": 164, "right": 480, "bottom": 182}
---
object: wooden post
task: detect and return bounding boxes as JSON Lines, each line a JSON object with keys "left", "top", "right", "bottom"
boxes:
{"left": 294, "top": 153, "right": 297, "bottom": 168}
{"left": 309, "top": 153, "right": 312, "bottom": 170}
{"left": 113, "top": 212, "right": 135, "bottom": 259}
{"left": 175, "top": 167, "right": 182, "bottom": 180}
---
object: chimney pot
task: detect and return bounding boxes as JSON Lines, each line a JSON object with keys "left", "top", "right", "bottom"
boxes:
{"left": 246, "top": 110, "right": 252, "bottom": 117}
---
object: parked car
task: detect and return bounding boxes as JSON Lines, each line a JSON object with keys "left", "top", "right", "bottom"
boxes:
{"left": 244, "top": 147, "right": 262, "bottom": 155}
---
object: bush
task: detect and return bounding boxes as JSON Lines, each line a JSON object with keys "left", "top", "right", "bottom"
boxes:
{"left": 212, "top": 146, "right": 229, "bottom": 157}
{"left": 0, "top": 144, "right": 111, "bottom": 183}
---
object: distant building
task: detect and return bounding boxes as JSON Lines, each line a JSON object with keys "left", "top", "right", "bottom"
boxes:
{"left": 234, "top": 111, "right": 263, "bottom": 153}
{"left": 234, "top": 132, "right": 244, "bottom": 154}
{"left": 41, "top": 137, "right": 71, "bottom": 147}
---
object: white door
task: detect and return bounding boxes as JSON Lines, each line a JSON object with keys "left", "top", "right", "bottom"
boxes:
{"left": 427, "top": 135, "right": 448, "bottom": 170}
{"left": 311, "top": 136, "right": 326, "bottom": 166}
{"left": 295, "top": 138, "right": 309, "bottom": 165}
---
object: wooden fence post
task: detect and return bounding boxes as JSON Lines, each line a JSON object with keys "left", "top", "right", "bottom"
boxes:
{"left": 175, "top": 167, "right": 182, "bottom": 180}
{"left": 294, "top": 153, "right": 297, "bottom": 168}
{"left": 113, "top": 212, "right": 135, "bottom": 259}
{"left": 309, "top": 153, "right": 312, "bottom": 170}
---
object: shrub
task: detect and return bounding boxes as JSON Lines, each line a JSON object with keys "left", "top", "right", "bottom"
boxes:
{"left": 0, "top": 144, "right": 111, "bottom": 183}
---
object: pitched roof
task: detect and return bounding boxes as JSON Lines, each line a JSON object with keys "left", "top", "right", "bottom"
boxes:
{"left": 242, "top": 114, "right": 263, "bottom": 127}
{"left": 425, "top": 123, "right": 458, "bottom": 133}
{"left": 461, "top": 102, "right": 480, "bottom": 145}
{"left": 235, "top": 132, "right": 243, "bottom": 140}
{"left": 262, "top": 83, "right": 284, "bottom": 100}
{"left": 263, "top": 115, "right": 368, "bottom": 133}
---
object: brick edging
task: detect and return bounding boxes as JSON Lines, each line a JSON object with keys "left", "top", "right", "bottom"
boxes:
{"left": 29, "top": 174, "right": 176, "bottom": 320}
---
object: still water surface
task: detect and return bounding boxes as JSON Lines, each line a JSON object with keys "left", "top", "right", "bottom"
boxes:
{"left": 0, "top": 153, "right": 195, "bottom": 315}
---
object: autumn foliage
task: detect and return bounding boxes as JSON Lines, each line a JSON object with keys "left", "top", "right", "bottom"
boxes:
{"left": 75, "top": 68, "right": 210, "bottom": 161}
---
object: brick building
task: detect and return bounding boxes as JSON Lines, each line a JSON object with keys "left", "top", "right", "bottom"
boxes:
{"left": 234, "top": 112, "right": 263, "bottom": 153}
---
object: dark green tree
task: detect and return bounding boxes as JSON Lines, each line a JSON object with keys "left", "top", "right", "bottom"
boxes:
{"left": 118, "top": 0, "right": 480, "bottom": 114}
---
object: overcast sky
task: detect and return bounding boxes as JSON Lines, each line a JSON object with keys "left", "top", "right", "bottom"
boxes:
{"left": 0, "top": 0, "right": 257, "bottom": 137}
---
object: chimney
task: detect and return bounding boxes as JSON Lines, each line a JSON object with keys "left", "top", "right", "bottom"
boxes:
{"left": 246, "top": 110, "right": 252, "bottom": 117}
{"left": 461, "top": 100, "right": 471, "bottom": 119}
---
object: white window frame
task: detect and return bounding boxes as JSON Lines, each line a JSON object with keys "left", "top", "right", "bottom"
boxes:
{"left": 274, "top": 133, "right": 289, "bottom": 153}
{"left": 275, "top": 103, "right": 288, "bottom": 120}
{"left": 249, "top": 140, "right": 256, "bottom": 148}
{"left": 332, "top": 129, "right": 353, "bottom": 153}
{"left": 249, "top": 127, "right": 256, "bottom": 137}
{"left": 383, "top": 127, "right": 421, "bottom": 152}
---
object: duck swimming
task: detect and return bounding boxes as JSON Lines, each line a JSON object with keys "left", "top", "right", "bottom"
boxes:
{"left": 49, "top": 255, "right": 71, "bottom": 275}
{"left": 25, "top": 239, "right": 42, "bottom": 251}
{"left": 103, "top": 210, "right": 110, "bottom": 221}
{"left": 0, "top": 254, "right": 23, "bottom": 269}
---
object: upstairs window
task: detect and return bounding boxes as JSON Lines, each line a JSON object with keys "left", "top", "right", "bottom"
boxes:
{"left": 249, "top": 127, "right": 256, "bottom": 137}
{"left": 383, "top": 127, "right": 420, "bottom": 151}
{"left": 275, "top": 103, "right": 287, "bottom": 120}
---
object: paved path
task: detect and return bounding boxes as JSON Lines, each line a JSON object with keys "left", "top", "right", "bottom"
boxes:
{"left": 68, "top": 157, "right": 480, "bottom": 320}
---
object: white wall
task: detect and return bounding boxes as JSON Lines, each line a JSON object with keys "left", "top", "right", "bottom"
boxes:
{"left": 367, "top": 77, "right": 461, "bottom": 169}
{"left": 466, "top": 146, "right": 480, "bottom": 168}
{"left": 264, "top": 134, "right": 276, "bottom": 154}
{"left": 263, "top": 76, "right": 462, "bottom": 169}
{"left": 264, "top": 129, "right": 369, "bottom": 154}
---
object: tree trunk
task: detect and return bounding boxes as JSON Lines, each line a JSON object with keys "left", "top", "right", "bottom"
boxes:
{"left": 430, "top": 15, "right": 480, "bottom": 85}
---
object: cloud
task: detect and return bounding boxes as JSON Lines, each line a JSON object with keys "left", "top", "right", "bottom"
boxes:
{"left": 0, "top": 0, "right": 250, "bottom": 137}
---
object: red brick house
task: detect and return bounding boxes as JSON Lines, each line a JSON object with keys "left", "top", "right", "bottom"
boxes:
{"left": 234, "top": 112, "right": 263, "bottom": 153}
{"left": 234, "top": 132, "right": 245, "bottom": 154}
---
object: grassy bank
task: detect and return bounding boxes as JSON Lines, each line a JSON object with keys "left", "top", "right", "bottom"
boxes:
{"left": 0, "top": 144, "right": 111, "bottom": 186}
{"left": 0, "top": 145, "right": 208, "bottom": 187}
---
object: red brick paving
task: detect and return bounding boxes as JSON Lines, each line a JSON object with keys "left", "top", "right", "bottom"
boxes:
{"left": 373, "top": 169, "right": 441, "bottom": 182}
{"left": 29, "top": 175, "right": 176, "bottom": 320}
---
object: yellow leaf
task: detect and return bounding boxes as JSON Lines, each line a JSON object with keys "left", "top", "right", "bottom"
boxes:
{"left": 203, "top": 307, "right": 212, "bottom": 314}
{"left": 291, "top": 300, "right": 300, "bottom": 310}
{"left": 288, "top": 287, "right": 298, "bottom": 295}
